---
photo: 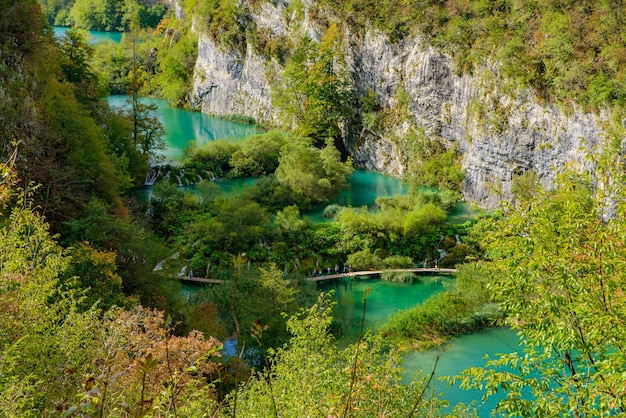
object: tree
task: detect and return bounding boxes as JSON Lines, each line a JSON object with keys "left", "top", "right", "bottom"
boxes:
{"left": 155, "top": 28, "right": 197, "bottom": 106}
{"left": 232, "top": 293, "right": 446, "bottom": 417}
{"left": 69, "top": 0, "right": 121, "bottom": 31}
{"left": 273, "top": 24, "right": 353, "bottom": 144}
{"left": 62, "top": 242, "right": 128, "bottom": 311}
{"left": 275, "top": 140, "right": 353, "bottom": 206}
{"left": 453, "top": 173, "right": 626, "bottom": 416}
{"left": 116, "top": 95, "right": 165, "bottom": 182}
{"left": 0, "top": 201, "right": 221, "bottom": 417}
{"left": 57, "top": 28, "right": 95, "bottom": 83}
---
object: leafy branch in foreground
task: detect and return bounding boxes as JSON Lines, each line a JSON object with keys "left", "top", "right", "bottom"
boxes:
{"left": 450, "top": 173, "right": 626, "bottom": 416}
{"left": 232, "top": 292, "right": 448, "bottom": 417}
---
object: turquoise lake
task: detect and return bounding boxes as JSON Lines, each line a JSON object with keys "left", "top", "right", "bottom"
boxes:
{"left": 107, "top": 95, "right": 259, "bottom": 163}
{"left": 53, "top": 26, "right": 123, "bottom": 44}
{"left": 322, "top": 277, "right": 522, "bottom": 417}
{"left": 318, "top": 276, "right": 452, "bottom": 344}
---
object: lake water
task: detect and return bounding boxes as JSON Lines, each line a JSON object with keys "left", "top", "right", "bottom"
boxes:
{"left": 321, "top": 277, "right": 522, "bottom": 417}
{"left": 306, "top": 169, "right": 408, "bottom": 221}
{"left": 107, "top": 95, "right": 259, "bottom": 163}
{"left": 318, "top": 276, "right": 453, "bottom": 343}
{"left": 53, "top": 26, "right": 123, "bottom": 44}
{"left": 403, "top": 327, "right": 522, "bottom": 416}
{"left": 114, "top": 95, "right": 408, "bottom": 210}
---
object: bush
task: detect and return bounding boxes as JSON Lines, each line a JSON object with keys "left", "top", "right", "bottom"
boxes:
{"left": 382, "top": 254, "right": 413, "bottom": 268}
{"left": 346, "top": 248, "right": 382, "bottom": 270}
{"left": 322, "top": 203, "right": 344, "bottom": 218}
{"left": 380, "top": 271, "right": 415, "bottom": 282}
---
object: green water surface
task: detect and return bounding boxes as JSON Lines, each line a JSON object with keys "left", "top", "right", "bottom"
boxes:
{"left": 108, "top": 95, "right": 258, "bottom": 163}
{"left": 403, "top": 327, "right": 522, "bottom": 416}
{"left": 306, "top": 170, "right": 408, "bottom": 221}
{"left": 53, "top": 26, "right": 123, "bottom": 44}
{"left": 318, "top": 276, "right": 453, "bottom": 344}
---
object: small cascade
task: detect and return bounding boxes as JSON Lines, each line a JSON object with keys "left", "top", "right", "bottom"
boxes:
{"left": 175, "top": 175, "right": 182, "bottom": 186}
{"left": 145, "top": 168, "right": 160, "bottom": 185}
{"left": 436, "top": 248, "right": 447, "bottom": 261}
{"left": 153, "top": 260, "right": 165, "bottom": 271}
{"left": 208, "top": 171, "right": 218, "bottom": 181}
{"left": 455, "top": 234, "right": 461, "bottom": 244}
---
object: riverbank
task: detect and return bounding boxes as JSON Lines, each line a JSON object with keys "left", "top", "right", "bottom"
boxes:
{"left": 381, "top": 263, "right": 502, "bottom": 351}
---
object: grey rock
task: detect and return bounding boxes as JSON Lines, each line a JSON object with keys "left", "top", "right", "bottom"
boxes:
{"left": 191, "top": 12, "right": 609, "bottom": 209}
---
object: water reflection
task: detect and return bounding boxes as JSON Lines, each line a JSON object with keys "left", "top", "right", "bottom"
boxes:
{"left": 107, "top": 95, "right": 258, "bottom": 163}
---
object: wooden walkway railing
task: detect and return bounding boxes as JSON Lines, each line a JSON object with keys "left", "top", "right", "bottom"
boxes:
{"left": 308, "top": 268, "right": 456, "bottom": 282}
{"left": 179, "top": 267, "right": 456, "bottom": 285}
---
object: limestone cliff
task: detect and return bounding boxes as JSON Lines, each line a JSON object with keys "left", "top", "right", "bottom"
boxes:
{"left": 190, "top": 2, "right": 609, "bottom": 209}
{"left": 343, "top": 32, "right": 606, "bottom": 208}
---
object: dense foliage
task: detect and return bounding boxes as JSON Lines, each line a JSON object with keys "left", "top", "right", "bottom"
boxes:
{"left": 1, "top": 1, "right": 185, "bottom": 316}
{"left": 0, "top": 177, "right": 448, "bottom": 417}
{"left": 10, "top": 0, "right": 626, "bottom": 415}
{"left": 272, "top": 24, "right": 353, "bottom": 145}
{"left": 305, "top": 0, "right": 626, "bottom": 111}
{"left": 39, "top": 0, "right": 166, "bottom": 30}
{"left": 451, "top": 173, "right": 626, "bottom": 416}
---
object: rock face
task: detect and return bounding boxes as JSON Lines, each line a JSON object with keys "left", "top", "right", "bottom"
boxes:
{"left": 190, "top": 6, "right": 608, "bottom": 209}
{"left": 163, "top": 0, "right": 185, "bottom": 20}
{"left": 190, "top": 1, "right": 288, "bottom": 124}
{"left": 344, "top": 32, "right": 606, "bottom": 208}
{"left": 191, "top": 36, "right": 274, "bottom": 123}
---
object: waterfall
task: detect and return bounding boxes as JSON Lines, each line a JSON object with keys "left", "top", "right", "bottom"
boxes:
{"left": 436, "top": 248, "right": 447, "bottom": 261}
{"left": 145, "top": 168, "right": 159, "bottom": 185}
{"left": 436, "top": 236, "right": 447, "bottom": 261}
{"left": 153, "top": 259, "right": 165, "bottom": 271}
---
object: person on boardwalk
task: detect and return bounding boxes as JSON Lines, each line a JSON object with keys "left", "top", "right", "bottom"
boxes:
{"left": 335, "top": 264, "right": 339, "bottom": 274}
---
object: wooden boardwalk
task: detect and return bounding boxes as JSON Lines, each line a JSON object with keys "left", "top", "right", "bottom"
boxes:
{"left": 178, "top": 268, "right": 456, "bottom": 285}
{"left": 307, "top": 268, "right": 457, "bottom": 282}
